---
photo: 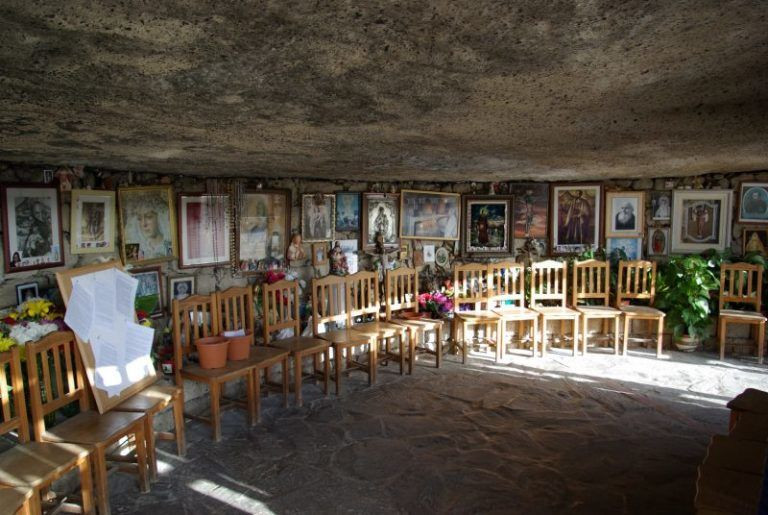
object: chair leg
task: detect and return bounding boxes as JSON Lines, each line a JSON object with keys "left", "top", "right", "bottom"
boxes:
{"left": 613, "top": 316, "right": 620, "bottom": 356}
{"left": 719, "top": 318, "right": 727, "bottom": 360}
{"left": 399, "top": 335, "right": 405, "bottom": 375}
{"left": 246, "top": 371, "right": 257, "bottom": 425}
{"left": 282, "top": 358, "right": 289, "bottom": 407}
{"left": 540, "top": 318, "right": 547, "bottom": 357}
{"left": 77, "top": 455, "right": 94, "bottom": 514}
{"left": 335, "top": 345, "right": 343, "bottom": 395}
{"left": 323, "top": 348, "right": 330, "bottom": 394}
{"left": 496, "top": 320, "right": 503, "bottom": 363}
{"left": 572, "top": 317, "right": 579, "bottom": 357}
{"left": 172, "top": 392, "right": 186, "bottom": 457}
{"left": 369, "top": 341, "right": 377, "bottom": 385}
{"left": 144, "top": 414, "right": 158, "bottom": 481}
{"left": 532, "top": 317, "right": 538, "bottom": 358}
{"left": 758, "top": 321, "right": 765, "bottom": 365}
{"left": 93, "top": 449, "right": 110, "bottom": 515}
{"left": 294, "top": 353, "right": 303, "bottom": 408}
{"left": 209, "top": 381, "right": 221, "bottom": 442}
{"left": 254, "top": 368, "right": 262, "bottom": 423}
{"left": 134, "top": 424, "right": 150, "bottom": 493}
{"left": 408, "top": 331, "right": 416, "bottom": 375}
{"left": 622, "top": 317, "right": 630, "bottom": 356}
{"left": 656, "top": 317, "right": 664, "bottom": 358}
{"left": 582, "top": 316, "right": 589, "bottom": 355}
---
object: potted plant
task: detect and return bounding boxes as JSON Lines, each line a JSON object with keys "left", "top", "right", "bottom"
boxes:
{"left": 655, "top": 254, "right": 720, "bottom": 351}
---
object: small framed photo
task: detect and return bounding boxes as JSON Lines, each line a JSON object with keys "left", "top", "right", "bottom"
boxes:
{"left": 605, "top": 191, "right": 644, "bottom": 237}
{"left": 169, "top": 276, "right": 196, "bottom": 303}
{"left": 606, "top": 237, "right": 643, "bottom": 260}
{"left": 361, "top": 193, "right": 399, "bottom": 249}
{"left": 178, "top": 194, "right": 231, "bottom": 268}
{"left": 424, "top": 244, "right": 436, "bottom": 263}
{"left": 130, "top": 266, "right": 164, "bottom": 318}
{"left": 550, "top": 183, "right": 602, "bottom": 255}
{"left": 743, "top": 228, "right": 768, "bottom": 256}
{"left": 647, "top": 227, "right": 670, "bottom": 257}
{"left": 71, "top": 189, "right": 116, "bottom": 254}
{"left": 462, "top": 195, "right": 513, "bottom": 256}
{"left": 400, "top": 190, "right": 460, "bottom": 241}
{"left": 312, "top": 242, "right": 328, "bottom": 266}
{"left": 738, "top": 183, "right": 768, "bottom": 223}
{"left": 302, "top": 194, "right": 335, "bottom": 242}
{"left": 650, "top": 192, "right": 672, "bottom": 221}
{"left": 335, "top": 192, "right": 360, "bottom": 232}
{"left": 15, "top": 282, "right": 39, "bottom": 305}
{"left": 118, "top": 185, "right": 177, "bottom": 265}
{"left": 399, "top": 243, "right": 409, "bottom": 260}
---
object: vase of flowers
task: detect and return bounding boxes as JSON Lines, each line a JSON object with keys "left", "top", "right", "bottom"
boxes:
{"left": 418, "top": 291, "right": 454, "bottom": 319}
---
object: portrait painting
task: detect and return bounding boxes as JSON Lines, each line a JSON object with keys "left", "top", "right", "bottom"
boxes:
{"left": 238, "top": 190, "right": 290, "bottom": 272}
{"left": 605, "top": 191, "right": 644, "bottom": 237}
{"left": 606, "top": 237, "right": 642, "bottom": 260}
{"left": 15, "top": 282, "right": 39, "bottom": 306}
{"left": 130, "top": 266, "right": 163, "bottom": 318}
{"left": 361, "top": 193, "right": 399, "bottom": 249}
{"left": 302, "top": 194, "right": 335, "bottom": 243}
{"left": 511, "top": 183, "right": 548, "bottom": 240}
{"left": 671, "top": 190, "right": 732, "bottom": 253}
{"left": 743, "top": 228, "right": 768, "bottom": 256}
{"left": 118, "top": 185, "right": 177, "bottom": 265}
{"left": 169, "top": 276, "right": 196, "bottom": 303}
{"left": 71, "top": 189, "right": 116, "bottom": 255}
{"left": 549, "top": 184, "right": 602, "bottom": 255}
{"left": 647, "top": 227, "right": 670, "bottom": 257}
{"left": 2, "top": 184, "right": 64, "bottom": 273}
{"left": 462, "top": 195, "right": 513, "bottom": 256}
{"left": 335, "top": 192, "right": 360, "bottom": 232}
{"left": 651, "top": 192, "right": 672, "bottom": 221}
{"left": 739, "top": 183, "right": 768, "bottom": 223}
{"left": 400, "top": 190, "right": 460, "bottom": 241}
{"left": 178, "top": 194, "right": 231, "bottom": 268}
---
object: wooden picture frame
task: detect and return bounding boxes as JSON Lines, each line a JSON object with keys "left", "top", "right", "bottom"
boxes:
{"left": 118, "top": 185, "right": 177, "bottom": 265}
{"left": 399, "top": 190, "right": 460, "bottom": 241}
{"left": 236, "top": 189, "right": 291, "bottom": 273}
{"left": 549, "top": 183, "right": 602, "bottom": 256}
{"left": 15, "top": 281, "right": 39, "bottom": 305}
{"left": 168, "top": 275, "right": 196, "bottom": 303}
{"left": 361, "top": 193, "right": 399, "bottom": 249}
{"left": 738, "top": 182, "right": 768, "bottom": 223}
{"left": 1, "top": 183, "right": 65, "bottom": 273}
{"left": 312, "top": 242, "right": 328, "bottom": 266}
{"left": 462, "top": 194, "right": 513, "bottom": 256}
{"left": 130, "top": 266, "right": 164, "bottom": 318}
{"left": 178, "top": 193, "right": 231, "bottom": 268}
{"left": 743, "top": 227, "right": 768, "bottom": 256}
{"left": 71, "top": 189, "right": 116, "bottom": 255}
{"left": 335, "top": 192, "right": 361, "bottom": 232}
{"left": 671, "top": 190, "right": 732, "bottom": 253}
{"left": 647, "top": 227, "right": 670, "bottom": 257}
{"left": 302, "top": 194, "right": 335, "bottom": 243}
{"left": 605, "top": 191, "right": 645, "bottom": 237}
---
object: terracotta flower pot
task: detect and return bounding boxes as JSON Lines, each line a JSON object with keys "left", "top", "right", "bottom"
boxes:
{"left": 226, "top": 331, "right": 252, "bottom": 361}
{"left": 196, "top": 336, "right": 229, "bottom": 369}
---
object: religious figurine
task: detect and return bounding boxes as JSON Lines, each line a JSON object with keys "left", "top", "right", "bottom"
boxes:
{"left": 287, "top": 233, "right": 306, "bottom": 263}
{"left": 328, "top": 241, "right": 348, "bottom": 276}
{"left": 374, "top": 230, "right": 385, "bottom": 255}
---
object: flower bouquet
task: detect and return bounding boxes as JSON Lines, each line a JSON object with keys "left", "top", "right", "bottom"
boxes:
{"left": 1, "top": 298, "right": 65, "bottom": 352}
{"left": 418, "top": 291, "right": 454, "bottom": 319}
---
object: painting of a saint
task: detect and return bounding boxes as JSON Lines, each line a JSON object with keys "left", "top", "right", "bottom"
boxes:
{"left": 551, "top": 185, "right": 601, "bottom": 254}
{"left": 463, "top": 196, "right": 512, "bottom": 255}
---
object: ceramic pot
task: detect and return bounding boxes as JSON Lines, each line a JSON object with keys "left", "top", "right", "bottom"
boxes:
{"left": 227, "top": 331, "right": 252, "bottom": 361}
{"left": 196, "top": 336, "right": 229, "bottom": 369}
{"left": 675, "top": 335, "right": 699, "bottom": 352}
{"left": 402, "top": 311, "right": 426, "bottom": 321}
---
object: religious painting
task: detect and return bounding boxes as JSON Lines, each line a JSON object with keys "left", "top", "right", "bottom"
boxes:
{"left": 511, "top": 183, "right": 548, "bottom": 240}
{"left": 647, "top": 227, "right": 670, "bottom": 257}
{"left": 650, "top": 192, "right": 672, "bottom": 221}
{"left": 130, "top": 266, "right": 163, "bottom": 318}
{"left": 462, "top": 195, "right": 513, "bottom": 256}
{"left": 743, "top": 228, "right": 768, "bottom": 256}
{"left": 361, "top": 193, "right": 399, "bottom": 249}
{"left": 549, "top": 184, "right": 602, "bottom": 255}
{"left": 118, "top": 185, "right": 177, "bottom": 265}
{"left": 400, "top": 190, "right": 460, "bottom": 241}
{"left": 15, "top": 282, "right": 39, "bottom": 306}
{"left": 168, "top": 276, "right": 196, "bottom": 303}
{"left": 671, "top": 190, "right": 732, "bottom": 253}
{"left": 605, "top": 191, "right": 644, "bottom": 238}
{"left": 1, "top": 184, "right": 64, "bottom": 273}
{"left": 178, "top": 194, "right": 232, "bottom": 268}
{"left": 301, "top": 194, "right": 335, "bottom": 243}
{"left": 335, "top": 192, "right": 360, "bottom": 232}
{"left": 312, "top": 242, "right": 328, "bottom": 266}
{"left": 237, "top": 190, "right": 290, "bottom": 273}
{"left": 606, "top": 237, "right": 642, "bottom": 260}
{"left": 71, "top": 189, "right": 116, "bottom": 255}
{"left": 738, "top": 183, "right": 768, "bottom": 223}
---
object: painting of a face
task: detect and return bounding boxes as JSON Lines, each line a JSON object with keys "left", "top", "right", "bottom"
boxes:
{"left": 119, "top": 186, "right": 176, "bottom": 264}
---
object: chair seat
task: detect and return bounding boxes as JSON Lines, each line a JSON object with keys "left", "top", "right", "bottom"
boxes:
{"left": 352, "top": 321, "right": 405, "bottom": 338}
{"left": 493, "top": 307, "right": 538, "bottom": 320}
{"left": 0, "top": 442, "right": 90, "bottom": 488}
{"left": 720, "top": 309, "right": 767, "bottom": 322}
{"left": 41, "top": 410, "right": 145, "bottom": 446}
{"left": 390, "top": 315, "right": 443, "bottom": 330}
{"left": 533, "top": 306, "right": 579, "bottom": 317}
{"left": 456, "top": 310, "right": 500, "bottom": 323}
{"left": 269, "top": 336, "right": 329, "bottom": 354}
{"left": 183, "top": 346, "right": 290, "bottom": 381}
{"left": 575, "top": 305, "right": 622, "bottom": 317}
{"left": 115, "top": 383, "right": 180, "bottom": 413}
{"left": 318, "top": 329, "right": 370, "bottom": 346}
{"left": 619, "top": 305, "right": 665, "bottom": 318}
{"left": 0, "top": 486, "right": 33, "bottom": 512}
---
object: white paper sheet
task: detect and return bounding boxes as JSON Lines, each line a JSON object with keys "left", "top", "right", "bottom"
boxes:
{"left": 64, "top": 282, "right": 96, "bottom": 342}
{"left": 93, "top": 269, "right": 117, "bottom": 328}
{"left": 115, "top": 270, "right": 139, "bottom": 320}
{"left": 124, "top": 322, "right": 155, "bottom": 382}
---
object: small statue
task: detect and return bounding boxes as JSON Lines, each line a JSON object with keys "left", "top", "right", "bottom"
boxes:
{"left": 328, "top": 241, "right": 348, "bottom": 276}
{"left": 286, "top": 233, "right": 306, "bottom": 263}
{"left": 374, "top": 230, "right": 385, "bottom": 255}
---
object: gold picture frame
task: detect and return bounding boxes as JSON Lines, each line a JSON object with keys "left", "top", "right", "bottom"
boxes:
{"left": 118, "top": 185, "right": 177, "bottom": 265}
{"left": 605, "top": 191, "right": 645, "bottom": 238}
{"left": 70, "top": 189, "right": 116, "bottom": 255}
{"left": 399, "top": 190, "right": 461, "bottom": 241}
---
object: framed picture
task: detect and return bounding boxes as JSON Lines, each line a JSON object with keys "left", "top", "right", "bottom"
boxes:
{"left": 435, "top": 246, "right": 450, "bottom": 268}
{"left": 338, "top": 239, "right": 358, "bottom": 253}
{"left": 361, "top": 193, "right": 399, "bottom": 249}
{"left": 168, "top": 276, "right": 196, "bottom": 303}
{"left": 312, "top": 242, "right": 328, "bottom": 266}
{"left": 15, "top": 282, "right": 39, "bottom": 305}
{"left": 650, "top": 192, "right": 672, "bottom": 221}
{"left": 423, "top": 244, "right": 436, "bottom": 263}
{"left": 647, "top": 227, "right": 670, "bottom": 257}
{"left": 118, "top": 185, "right": 177, "bottom": 265}
{"left": 605, "top": 191, "right": 644, "bottom": 237}
{"left": 399, "top": 243, "right": 409, "bottom": 260}
{"left": 606, "top": 237, "right": 643, "bottom": 260}
{"left": 237, "top": 189, "right": 290, "bottom": 273}
{"left": 335, "top": 192, "right": 360, "bottom": 232}
{"left": 71, "top": 189, "right": 116, "bottom": 254}
{"left": 1, "top": 184, "right": 64, "bottom": 273}
{"left": 178, "top": 194, "right": 231, "bottom": 268}
{"left": 462, "top": 195, "right": 513, "bottom": 256}
{"left": 738, "top": 183, "right": 768, "bottom": 223}
{"left": 302, "top": 194, "right": 335, "bottom": 242}
{"left": 743, "top": 228, "right": 768, "bottom": 256}
{"left": 130, "top": 266, "right": 163, "bottom": 318}
{"left": 549, "top": 184, "right": 602, "bottom": 255}
{"left": 400, "top": 190, "right": 460, "bottom": 241}
{"left": 671, "top": 190, "right": 733, "bottom": 253}
{"left": 511, "top": 183, "right": 549, "bottom": 240}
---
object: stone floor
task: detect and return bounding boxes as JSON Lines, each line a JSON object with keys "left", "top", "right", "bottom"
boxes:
{"left": 109, "top": 347, "right": 768, "bottom": 514}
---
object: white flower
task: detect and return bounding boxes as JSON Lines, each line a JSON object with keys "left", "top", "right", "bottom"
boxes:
{"left": 10, "top": 322, "right": 57, "bottom": 344}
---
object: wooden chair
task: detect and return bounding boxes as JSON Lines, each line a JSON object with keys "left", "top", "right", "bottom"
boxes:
{"left": 311, "top": 275, "right": 373, "bottom": 394}
{"left": 453, "top": 263, "right": 501, "bottom": 363}
{"left": 26, "top": 332, "right": 149, "bottom": 515}
{"left": 0, "top": 345, "right": 94, "bottom": 514}
{"left": 531, "top": 260, "right": 580, "bottom": 356}
{"left": 488, "top": 261, "right": 538, "bottom": 360}
{"left": 572, "top": 259, "right": 622, "bottom": 355}
{"left": 262, "top": 280, "right": 330, "bottom": 407}
{"left": 385, "top": 267, "right": 445, "bottom": 370}
{"left": 718, "top": 263, "right": 766, "bottom": 363}
{"left": 616, "top": 260, "right": 665, "bottom": 357}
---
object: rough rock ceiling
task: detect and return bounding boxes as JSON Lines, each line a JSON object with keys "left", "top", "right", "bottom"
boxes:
{"left": 0, "top": 1, "right": 767, "bottom": 182}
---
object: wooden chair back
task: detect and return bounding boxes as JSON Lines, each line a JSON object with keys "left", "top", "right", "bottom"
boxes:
{"left": 572, "top": 259, "right": 611, "bottom": 307}
{"left": 25, "top": 331, "right": 90, "bottom": 441}
{"left": 215, "top": 286, "right": 254, "bottom": 335}
{"left": 488, "top": 261, "right": 526, "bottom": 309}
{"left": 530, "top": 260, "right": 568, "bottom": 307}
{"left": 262, "top": 280, "right": 301, "bottom": 343}
{"left": 385, "top": 267, "right": 419, "bottom": 318}
{"left": 0, "top": 346, "right": 30, "bottom": 443}
{"left": 171, "top": 294, "right": 219, "bottom": 379}
{"left": 347, "top": 271, "right": 381, "bottom": 322}
{"left": 311, "top": 275, "right": 351, "bottom": 336}
{"left": 616, "top": 260, "right": 657, "bottom": 306}
{"left": 454, "top": 263, "right": 491, "bottom": 312}
{"left": 720, "top": 263, "right": 763, "bottom": 311}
